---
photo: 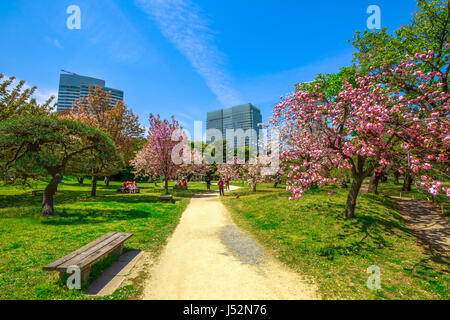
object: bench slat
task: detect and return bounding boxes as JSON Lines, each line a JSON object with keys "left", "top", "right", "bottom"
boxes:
{"left": 76, "top": 234, "right": 133, "bottom": 270}
{"left": 43, "top": 232, "right": 118, "bottom": 271}
{"left": 57, "top": 233, "right": 133, "bottom": 271}
{"left": 56, "top": 233, "right": 127, "bottom": 270}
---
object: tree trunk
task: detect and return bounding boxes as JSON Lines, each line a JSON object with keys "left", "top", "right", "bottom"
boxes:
{"left": 251, "top": 184, "right": 257, "bottom": 192}
{"left": 393, "top": 172, "right": 400, "bottom": 185}
{"left": 344, "top": 177, "right": 363, "bottom": 219}
{"left": 164, "top": 177, "right": 169, "bottom": 195}
{"left": 91, "top": 176, "right": 98, "bottom": 197}
{"left": 273, "top": 181, "right": 279, "bottom": 188}
{"left": 104, "top": 176, "right": 110, "bottom": 187}
{"left": 368, "top": 172, "right": 381, "bottom": 194}
{"left": 402, "top": 172, "right": 413, "bottom": 192}
{"left": 42, "top": 173, "right": 63, "bottom": 217}
{"left": 77, "top": 177, "right": 84, "bottom": 185}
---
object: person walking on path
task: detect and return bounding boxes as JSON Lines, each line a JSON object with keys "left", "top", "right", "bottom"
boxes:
{"left": 218, "top": 178, "right": 225, "bottom": 196}
{"left": 225, "top": 178, "right": 230, "bottom": 191}
{"left": 206, "top": 177, "right": 211, "bottom": 191}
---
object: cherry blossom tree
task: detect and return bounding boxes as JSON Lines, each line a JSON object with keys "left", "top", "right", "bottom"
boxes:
{"left": 130, "top": 145, "right": 158, "bottom": 182}
{"left": 351, "top": 0, "right": 449, "bottom": 195}
{"left": 271, "top": 50, "right": 449, "bottom": 218}
{"left": 241, "top": 159, "right": 267, "bottom": 192}
{"left": 382, "top": 51, "right": 449, "bottom": 198}
{"left": 131, "top": 114, "right": 182, "bottom": 194}
{"left": 216, "top": 157, "right": 243, "bottom": 181}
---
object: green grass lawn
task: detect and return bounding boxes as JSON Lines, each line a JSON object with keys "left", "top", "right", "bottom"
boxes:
{"left": 0, "top": 177, "right": 210, "bottom": 300}
{"left": 223, "top": 181, "right": 449, "bottom": 300}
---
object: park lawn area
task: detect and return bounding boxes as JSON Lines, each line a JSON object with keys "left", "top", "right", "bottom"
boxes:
{"left": 0, "top": 177, "right": 208, "bottom": 300}
{"left": 223, "top": 181, "right": 449, "bottom": 300}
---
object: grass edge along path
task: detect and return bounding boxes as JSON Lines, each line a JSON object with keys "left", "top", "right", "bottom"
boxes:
{"left": 221, "top": 183, "right": 449, "bottom": 300}
{"left": 0, "top": 178, "right": 210, "bottom": 300}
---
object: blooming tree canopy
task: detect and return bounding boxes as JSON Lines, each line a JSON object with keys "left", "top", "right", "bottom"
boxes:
{"left": 241, "top": 159, "right": 268, "bottom": 192}
{"left": 131, "top": 114, "right": 182, "bottom": 194}
{"left": 217, "top": 157, "right": 243, "bottom": 181}
{"left": 271, "top": 50, "right": 449, "bottom": 219}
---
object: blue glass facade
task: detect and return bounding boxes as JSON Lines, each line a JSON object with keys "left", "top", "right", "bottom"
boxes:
{"left": 206, "top": 103, "right": 263, "bottom": 146}
{"left": 57, "top": 73, "right": 124, "bottom": 112}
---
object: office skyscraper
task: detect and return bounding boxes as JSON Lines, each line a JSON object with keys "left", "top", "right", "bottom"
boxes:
{"left": 206, "top": 103, "right": 263, "bottom": 146}
{"left": 57, "top": 72, "right": 124, "bottom": 112}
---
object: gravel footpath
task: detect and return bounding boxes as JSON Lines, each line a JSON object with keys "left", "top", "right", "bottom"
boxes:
{"left": 219, "top": 225, "right": 264, "bottom": 266}
{"left": 142, "top": 186, "right": 320, "bottom": 300}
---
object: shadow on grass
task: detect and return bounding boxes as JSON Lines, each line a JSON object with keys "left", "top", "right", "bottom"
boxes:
{"left": 315, "top": 195, "right": 417, "bottom": 260}
{"left": 0, "top": 191, "right": 164, "bottom": 210}
{"left": 403, "top": 254, "right": 450, "bottom": 295}
{"left": 40, "top": 207, "right": 167, "bottom": 226}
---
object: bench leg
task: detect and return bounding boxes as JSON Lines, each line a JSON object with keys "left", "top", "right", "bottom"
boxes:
{"left": 111, "top": 244, "right": 124, "bottom": 256}
{"left": 81, "top": 267, "right": 90, "bottom": 284}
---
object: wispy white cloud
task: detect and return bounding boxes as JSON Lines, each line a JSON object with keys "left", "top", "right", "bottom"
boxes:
{"left": 53, "top": 39, "right": 62, "bottom": 49}
{"left": 136, "top": 0, "right": 242, "bottom": 107}
{"left": 82, "top": 1, "right": 152, "bottom": 65}
{"left": 4, "top": 74, "right": 57, "bottom": 105}
{"left": 33, "top": 88, "right": 58, "bottom": 105}
{"left": 44, "top": 36, "right": 63, "bottom": 49}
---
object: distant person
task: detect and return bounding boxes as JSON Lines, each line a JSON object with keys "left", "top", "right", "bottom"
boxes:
{"left": 225, "top": 178, "right": 230, "bottom": 191}
{"left": 218, "top": 178, "right": 224, "bottom": 196}
{"left": 182, "top": 178, "right": 188, "bottom": 190}
{"left": 206, "top": 177, "right": 211, "bottom": 191}
{"left": 121, "top": 181, "right": 129, "bottom": 193}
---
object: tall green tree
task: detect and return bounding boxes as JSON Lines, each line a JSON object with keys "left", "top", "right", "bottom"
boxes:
{"left": 295, "top": 65, "right": 358, "bottom": 100}
{"left": 0, "top": 117, "right": 119, "bottom": 216}
{"left": 0, "top": 74, "right": 55, "bottom": 121}
{"left": 351, "top": 0, "right": 449, "bottom": 93}
{"left": 60, "top": 87, "right": 143, "bottom": 189}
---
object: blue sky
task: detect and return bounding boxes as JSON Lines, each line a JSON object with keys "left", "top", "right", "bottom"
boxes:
{"left": 0, "top": 0, "right": 418, "bottom": 135}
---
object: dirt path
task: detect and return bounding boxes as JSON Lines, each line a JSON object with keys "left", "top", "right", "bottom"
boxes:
{"left": 142, "top": 187, "right": 320, "bottom": 300}
{"left": 392, "top": 197, "right": 449, "bottom": 253}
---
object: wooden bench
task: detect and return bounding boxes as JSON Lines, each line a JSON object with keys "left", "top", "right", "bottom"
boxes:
{"left": 32, "top": 190, "right": 45, "bottom": 196}
{"left": 160, "top": 194, "right": 173, "bottom": 202}
{"left": 43, "top": 232, "right": 133, "bottom": 284}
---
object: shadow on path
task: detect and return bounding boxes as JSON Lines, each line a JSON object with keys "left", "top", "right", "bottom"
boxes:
{"left": 391, "top": 196, "right": 449, "bottom": 253}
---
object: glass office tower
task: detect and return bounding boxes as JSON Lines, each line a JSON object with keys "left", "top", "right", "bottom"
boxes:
{"left": 57, "top": 73, "right": 124, "bottom": 112}
{"left": 206, "top": 103, "right": 263, "bottom": 146}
